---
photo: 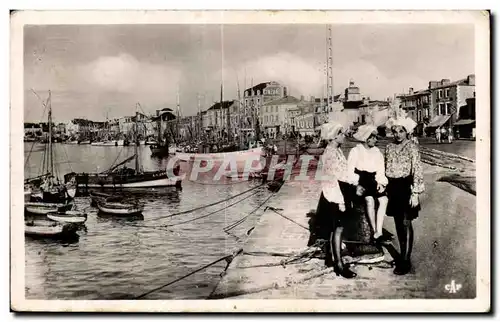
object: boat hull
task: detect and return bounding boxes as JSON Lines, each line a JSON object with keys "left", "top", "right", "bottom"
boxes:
{"left": 97, "top": 202, "right": 144, "bottom": 216}
{"left": 47, "top": 211, "right": 87, "bottom": 224}
{"left": 68, "top": 170, "right": 182, "bottom": 193}
{"left": 25, "top": 202, "right": 73, "bottom": 215}
{"left": 25, "top": 220, "right": 78, "bottom": 238}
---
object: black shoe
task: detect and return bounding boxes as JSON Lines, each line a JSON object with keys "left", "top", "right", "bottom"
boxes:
{"left": 373, "top": 235, "right": 393, "bottom": 245}
{"left": 334, "top": 264, "right": 357, "bottom": 279}
{"left": 393, "top": 260, "right": 412, "bottom": 275}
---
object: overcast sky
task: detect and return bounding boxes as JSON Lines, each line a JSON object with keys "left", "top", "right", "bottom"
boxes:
{"left": 24, "top": 24, "right": 474, "bottom": 122}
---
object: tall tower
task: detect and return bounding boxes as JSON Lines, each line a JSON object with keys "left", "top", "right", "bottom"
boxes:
{"left": 326, "top": 24, "right": 334, "bottom": 112}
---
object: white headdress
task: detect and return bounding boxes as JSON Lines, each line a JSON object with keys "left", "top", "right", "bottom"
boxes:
{"left": 353, "top": 124, "right": 378, "bottom": 142}
{"left": 385, "top": 116, "right": 417, "bottom": 133}
{"left": 320, "top": 121, "right": 344, "bottom": 141}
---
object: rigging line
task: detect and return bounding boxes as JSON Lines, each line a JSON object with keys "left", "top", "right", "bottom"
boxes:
{"left": 24, "top": 93, "right": 50, "bottom": 169}
{"left": 60, "top": 144, "right": 74, "bottom": 173}
{"left": 162, "top": 190, "right": 260, "bottom": 228}
{"left": 134, "top": 254, "right": 233, "bottom": 300}
{"left": 144, "top": 182, "right": 265, "bottom": 222}
{"left": 223, "top": 181, "right": 284, "bottom": 232}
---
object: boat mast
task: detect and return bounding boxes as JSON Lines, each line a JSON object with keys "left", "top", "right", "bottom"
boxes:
{"left": 135, "top": 104, "right": 140, "bottom": 173}
{"left": 176, "top": 89, "right": 180, "bottom": 143}
{"left": 236, "top": 74, "right": 243, "bottom": 147}
{"left": 197, "top": 93, "right": 201, "bottom": 140}
{"left": 47, "top": 90, "right": 54, "bottom": 177}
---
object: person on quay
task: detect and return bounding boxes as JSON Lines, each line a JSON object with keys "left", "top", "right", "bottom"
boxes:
{"left": 347, "top": 124, "right": 389, "bottom": 244}
{"left": 315, "top": 121, "right": 357, "bottom": 279}
{"left": 447, "top": 126, "right": 454, "bottom": 144}
{"left": 435, "top": 128, "right": 441, "bottom": 144}
{"left": 384, "top": 116, "right": 425, "bottom": 275}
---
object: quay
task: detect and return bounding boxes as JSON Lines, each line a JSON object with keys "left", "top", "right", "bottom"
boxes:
{"left": 210, "top": 162, "right": 478, "bottom": 300}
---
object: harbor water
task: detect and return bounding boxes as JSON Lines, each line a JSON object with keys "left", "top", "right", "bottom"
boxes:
{"left": 24, "top": 143, "right": 275, "bottom": 300}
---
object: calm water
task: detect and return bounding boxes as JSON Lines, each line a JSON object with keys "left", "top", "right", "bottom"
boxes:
{"left": 24, "top": 143, "right": 273, "bottom": 300}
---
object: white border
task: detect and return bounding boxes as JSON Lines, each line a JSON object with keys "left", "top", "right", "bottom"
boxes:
{"left": 10, "top": 10, "right": 491, "bottom": 313}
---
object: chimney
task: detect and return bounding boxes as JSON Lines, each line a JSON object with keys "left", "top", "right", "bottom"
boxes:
{"left": 428, "top": 81, "right": 439, "bottom": 89}
{"left": 467, "top": 74, "right": 475, "bottom": 85}
{"left": 156, "top": 110, "right": 160, "bottom": 116}
{"left": 409, "top": 87, "right": 414, "bottom": 95}
{"left": 441, "top": 79, "right": 450, "bottom": 85}
{"left": 283, "top": 86, "right": 288, "bottom": 97}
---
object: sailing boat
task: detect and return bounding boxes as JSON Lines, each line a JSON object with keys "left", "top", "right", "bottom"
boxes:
{"left": 65, "top": 106, "right": 182, "bottom": 192}
{"left": 25, "top": 91, "right": 77, "bottom": 203}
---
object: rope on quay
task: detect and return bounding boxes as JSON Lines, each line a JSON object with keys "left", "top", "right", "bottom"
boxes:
{"left": 208, "top": 266, "right": 333, "bottom": 299}
{"left": 266, "top": 206, "right": 309, "bottom": 230}
{"left": 134, "top": 252, "right": 237, "bottom": 300}
{"left": 223, "top": 180, "right": 285, "bottom": 234}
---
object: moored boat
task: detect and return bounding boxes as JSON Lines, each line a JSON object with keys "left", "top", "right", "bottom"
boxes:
{"left": 25, "top": 202, "right": 73, "bottom": 215}
{"left": 97, "top": 201, "right": 144, "bottom": 216}
{"left": 47, "top": 210, "right": 87, "bottom": 224}
{"left": 25, "top": 219, "right": 79, "bottom": 238}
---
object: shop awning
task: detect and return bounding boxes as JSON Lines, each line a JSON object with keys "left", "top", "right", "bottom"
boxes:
{"left": 427, "top": 115, "right": 451, "bottom": 128}
{"left": 454, "top": 119, "right": 475, "bottom": 126}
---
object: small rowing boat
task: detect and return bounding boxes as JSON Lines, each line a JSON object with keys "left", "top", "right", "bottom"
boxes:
{"left": 25, "top": 220, "right": 79, "bottom": 238}
{"left": 25, "top": 202, "right": 73, "bottom": 215}
{"left": 97, "top": 201, "right": 144, "bottom": 216}
{"left": 47, "top": 210, "right": 87, "bottom": 224}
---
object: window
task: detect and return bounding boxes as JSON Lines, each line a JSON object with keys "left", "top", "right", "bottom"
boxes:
{"left": 438, "top": 90, "right": 443, "bottom": 98}
{"left": 445, "top": 88, "right": 450, "bottom": 97}
{"left": 265, "top": 106, "right": 268, "bottom": 113}
{"left": 445, "top": 103, "right": 451, "bottom": 115}
{"left": 417, "top": 110, "right": 422, "bottom": 122}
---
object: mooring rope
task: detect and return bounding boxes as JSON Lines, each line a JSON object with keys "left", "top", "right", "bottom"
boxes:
{"left": 223, "top": 180, "right": 285, "bottom": 234}
{"left": 266, "top": 206, "right": 309, "bottom": 230}
{"left": 134, "top": 253, "right": 235, "bottom": 299}
{"left": 152, "top": 190, "right": 261, "bottom": 228}
{"left": 141, "top": 182, "right": 265, "bottom": 222}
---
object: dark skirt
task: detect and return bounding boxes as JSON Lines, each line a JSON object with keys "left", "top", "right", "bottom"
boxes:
{"left": 355, "top": 168, "right": 386, "bottom": 197}
{"left": 386, "top": 176, "right": 421, "bottom": 220}
{"left": 314, "top": 181, "right": 353, "bottom": 241}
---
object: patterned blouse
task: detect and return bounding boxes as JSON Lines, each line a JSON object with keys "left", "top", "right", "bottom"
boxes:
{"left": 384, "top": 140, "right": 425, "bottom": 194}
{"left": 319, "top": 143, "right": 349, "bottom": 204}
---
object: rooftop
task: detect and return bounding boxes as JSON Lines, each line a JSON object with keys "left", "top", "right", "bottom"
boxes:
{"left": 263, "top": 95, "right": 300, "bottom": 106}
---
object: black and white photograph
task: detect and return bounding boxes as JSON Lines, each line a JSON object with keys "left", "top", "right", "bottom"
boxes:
{"left": 10, "top": 10, "right": 490, "bottom": 312}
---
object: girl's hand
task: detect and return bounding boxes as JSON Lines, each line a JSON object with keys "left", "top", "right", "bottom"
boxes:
{"left": 339, "top": 203, "right": 346, "bottom": 212}
{"left": 377, "top": 183, "right": 386, "bottom": 193}
{"left": 356, "top": 185, "right": 365, "bottom": 196}
{"left": 409, "top": 194, "right": 419, "bottom": 207}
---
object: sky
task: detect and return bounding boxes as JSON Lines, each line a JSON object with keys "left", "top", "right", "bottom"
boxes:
{"left": 24, "top": 23, "right": 475, "bottom": 122}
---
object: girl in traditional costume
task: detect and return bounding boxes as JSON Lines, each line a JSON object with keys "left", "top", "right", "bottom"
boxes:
{"left": 384, "top": 116, "right": 424, "bottom": 275}
{"left": 348, "top": 124, "right": 389, "bottom": 244}
{"left": 315, "top": 121, "right": 357, "bottom": 279}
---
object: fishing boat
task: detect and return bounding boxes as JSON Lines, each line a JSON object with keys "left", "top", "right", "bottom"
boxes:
{"left": 25, "top": 202, "right": 73, "bottom": 215}
{"left": 47, "top": 210, "right": 87, "bottom": 224}
{"left": 25, "top": 219, "right": 79, "bottom": 238}
{"left": 24, "top": 90, "right": 77, "bottom": 205}
{"left": 79, "top": 140, "right": 91, "bottom": 145}
{"left": 65, "top": 109, "right": 182, "bottom": 193}
{"left": 97, "top": 201, "right": 144, "bottom": 216}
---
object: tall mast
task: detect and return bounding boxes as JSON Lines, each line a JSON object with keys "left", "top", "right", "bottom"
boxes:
{"left": 236, "top": 74, "right": 242, "bottom": 147}
{"left": 326, "top": 24, "right": 334, "bottom": 112}
{"left": 219, "top": 84, "right": 224, "bottom": 140}
{"left": 135, "top": 104, "right": 139, "bottom": 172}
{"left": 197, "top": 94, "right": 202, "bottom": 140}
{"left": 176, "top": 89, "right": 180, "bottom": 142}
{"left": 47, "top": 90, "right": 54, "bottom": 176}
